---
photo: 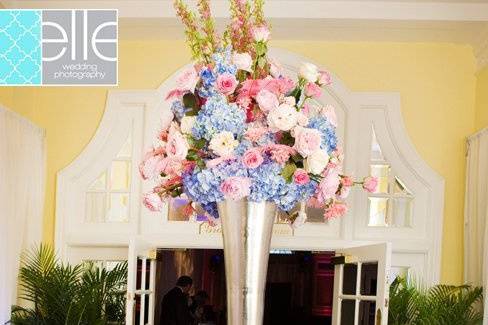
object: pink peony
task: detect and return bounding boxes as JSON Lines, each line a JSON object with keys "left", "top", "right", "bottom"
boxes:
{"left": 316, "top": 169, "right": 340, "bottom": 203}
{"left": 242, "top": 148, "right": 264, "bottom": 169}
{"left": 324, "top": 202, "right": 347, "bottom": 220}
{"left": 293, "top": 169, "right": 310, "bottom": 185}
{"left": 143, "top": 192, "right": 164, "bottom": 212}
{"left": 256, "top": 89, "right": 279, "bottom": 112}
{"left": 162, "top": 157, "right": 184, "bottom": 176}
{"left": 293, "top": 127, "right": 322, "bottom": 157}
{"left": 220, "top": 177, "right": 252, "bottom": 200}
{"left": 252, "top": 25, "right": 270, "bottom": 42}
{"left": 176, "top": 66, "right": 199, "bottom": 92}
{"left": 297, "top": 112, "right": 309, "bottom": 126}
{"left": 166, "top": 128, "right": 189, "bottom": 160}
{"left": 318, "top": 70, "right": 332, "bottom": 86}
{"left": 304, "top": 82, "right": 322, "bottom": 98}
{"left": 216, "top": 73, "right": 238, "bottom": 95}
{"left": 139, "top": 155, "right": 165, "bottom": 180}
{"left": 245, "top": 126, "right": 268, "bottom": 142}
{"left": 363, "top": 176, "right": 378, "bottom": 193}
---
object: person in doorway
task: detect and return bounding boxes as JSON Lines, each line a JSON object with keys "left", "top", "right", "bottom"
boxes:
{"left": 160, "top": 275, "right": 194, "bottom": 325}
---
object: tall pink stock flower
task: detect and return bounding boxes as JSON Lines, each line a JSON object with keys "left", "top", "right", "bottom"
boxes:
{"left": 216, "top": 73, "right": 238, "bottom": 95}
{"left": 220, "top": 176, "right": 252, "bottom": 200}
{"left": 143, "top": 192, "right": 165, "bottom": 212}
{"left": 304, "top": 82, "right": 322, "bottom": 98}
{"left": 324, "top": 202, "right": 347, "bottom": 220}
{"left": 252, "top": 25, "right": 270, "bottom": 42}
{"left": 363, "top": 176, "right": 378, "bottom": 193}
{"left": 293, "top": 127, "right": 322, "bottom": 157}
{"left": 242, "top": 148, "right": 264, "bottom": 169}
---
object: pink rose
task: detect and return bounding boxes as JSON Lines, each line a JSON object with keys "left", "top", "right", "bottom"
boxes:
{"left": 293, "top": 169, "right": 310, "bottom": 185}
{"left": 245, "top": 126, "right": 268, "bottom": 142}
{"left": 252, "top": 25, "right": 270, "bottom": 42}
{"left": 318, "top": 70, "right": 331, "bottom": 86}
{"left": 143, "top": 192, "right": 164, "bottom": 212}
{"left": 216, "top": 73, "right": 238, "bottom": 95}
{"left": 293, "top": 127, "right": 322, "bottom": 157}
{"left": 324, "top": 202, "right": 347, "bottom": 220}
{"left": 341, "top": 176, "right": 353, "bottom": 187}
{"left": 256, "top": 89, "right": 279, "bottom": 112}
{"left": 166, "top": 128, "right": 189, "bottom": 160}
{"left": 176, "top": 66, "right": 199, "bottom": 92}
{"left": 304, "top": 82, "right": 322, "bottom": 98}
{"left": 363, "top": 176, "right": 378, "bottom": 193}
{"left": 316, "top": 169, "right": 340, "bottom": 203}
{"left": 242, "top": 148, "right": 264, "bottom": 169}
{"left": 220, "top": 177, "right": 252, "bottom": 200}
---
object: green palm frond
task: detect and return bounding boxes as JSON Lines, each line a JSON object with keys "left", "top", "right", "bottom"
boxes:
{"left": 388, "top": 276, "right": 483, "bottom": 325}
{"left": 10, "top": 246, "right": 128, "bottom": 325}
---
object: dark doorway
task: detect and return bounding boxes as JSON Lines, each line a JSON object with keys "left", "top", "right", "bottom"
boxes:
{"left": 149, "top": 249, "right": 335, "bottom": 325}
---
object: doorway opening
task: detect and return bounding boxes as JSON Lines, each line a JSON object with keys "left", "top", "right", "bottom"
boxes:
{"left": 136, "top": 249, "right": 336, "bottom": 325}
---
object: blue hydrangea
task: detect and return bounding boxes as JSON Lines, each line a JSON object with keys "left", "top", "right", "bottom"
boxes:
{"left": 235, "top": 139, "right": 253, "bottom": 156}
{"left": 248, "top": 162, "right": 286, "bottom": 203}
{"left": 192, "top": 95, "right": 246, "bottom": 141}
{"left": 212, "top": 48, "right": 237, "bottom": 75}
{"left": 308, "top": 116, "right": 338, "bottom": 154}
{"left": 201, "top": 202, "right": 219, "bottom": 218}
{"left": 272, "top": 181, "right": 317, "bottom": 211}
{"left": 171, "top": 100, "right": 188, "bottom": 121}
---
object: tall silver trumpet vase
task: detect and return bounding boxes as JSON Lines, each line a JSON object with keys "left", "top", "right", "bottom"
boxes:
{"left": 217, "top": 199, "right": 277, "bottom": 325}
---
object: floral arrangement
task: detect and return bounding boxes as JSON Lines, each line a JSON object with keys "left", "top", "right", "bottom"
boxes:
{"left": 140, "top": 0, "right": 377, "bottom": 225}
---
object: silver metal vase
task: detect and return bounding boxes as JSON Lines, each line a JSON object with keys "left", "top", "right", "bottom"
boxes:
{"left": 217, "top": 199, "right": 277, "bottom": 325}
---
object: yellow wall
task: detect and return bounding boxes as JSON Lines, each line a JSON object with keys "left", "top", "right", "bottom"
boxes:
{"left": 0, "top": 40, "right": 478, "bottom": 284}
{"left": 475, "top": 66, "right": 488, "bottom": 131}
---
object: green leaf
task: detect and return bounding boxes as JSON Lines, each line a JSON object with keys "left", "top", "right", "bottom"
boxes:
{"left": 187, "top": 136, "right": 206, "bottom": 149}
{"left": 183, "top": 93, "right": 198, "bottom": 110}
{"left": 281, "top": 162, "right": 297, "bottom": 183}
{"left": 279, "top": 131, "right": 295, "bottom": 146}
{"left": 186, "top": 149, "right": 200, "bottom": 161}
{"left": 255, "top": 42, "right": 267, "bottom": 56}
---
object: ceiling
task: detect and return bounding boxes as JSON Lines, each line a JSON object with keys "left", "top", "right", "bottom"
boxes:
{"left": 2, "top": 0, "right": 488, "bottom": 69}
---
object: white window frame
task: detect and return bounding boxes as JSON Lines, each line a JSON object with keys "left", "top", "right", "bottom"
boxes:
{"left": 55, "top": 48, "right": 444, "bottom": 284}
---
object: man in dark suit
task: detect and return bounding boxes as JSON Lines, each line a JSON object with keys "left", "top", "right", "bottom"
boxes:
{"left": 160, "top": 276, "right": 194, "bottom": 325}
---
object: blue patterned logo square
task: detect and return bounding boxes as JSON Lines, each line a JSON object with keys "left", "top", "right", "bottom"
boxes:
{"left": 0, "top": 10, "right": 42, "bottom": 85}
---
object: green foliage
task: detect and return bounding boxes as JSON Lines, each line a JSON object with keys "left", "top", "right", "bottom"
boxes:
{"left": 281, "top": 162, "right": 297, "bottom": 183}
{"left": 388, "top": 277, "right": 483, "bottom": 325}
{"left": 10, "top": 245, "right": 127, "bottom": 325}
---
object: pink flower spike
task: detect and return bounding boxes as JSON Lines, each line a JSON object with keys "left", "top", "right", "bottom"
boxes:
{"left": 220, "top": 176, "right": 252, "bottom": 200}
{"left": 363, "top": 176, "right": 379, "bottom": 193}
{"left": 293, "top": 169, "right": 310, "bottom": 185}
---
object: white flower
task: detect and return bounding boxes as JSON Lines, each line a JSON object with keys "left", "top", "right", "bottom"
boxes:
{"left": 252, "top": 26, "right": 270, "bottom": 42}
{"left": 180, "top": 116, "right": 196, "bottom": 134}
{"left": 232, "top": 52, "right": 253, "bottom": 72}
{"left": 269, "top": 58, "right": 283, "bottom": 78}
{"left": 306, "top": 150, "right": 329, "bottom": 174}
{"left": 297, "top": 112, "right": 309, "bottom": 126}
{"left": 256, "top": 89, "right": 279, "bottom": 112}
{"left": 267, "top": 104, "right": 298, "bottom": 131}
{"left": 209, "top": 131, "right": 239, "bottom": 156}
{"left": 283, "top": 96, "right": 296, "bottom": 106}
{"left": 299, "top": 62, "right": 319, "bottom": 83}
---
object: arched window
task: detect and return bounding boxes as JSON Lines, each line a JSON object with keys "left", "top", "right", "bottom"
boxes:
{"left": 56, "top": 48, "right": 444, "bottom": 284}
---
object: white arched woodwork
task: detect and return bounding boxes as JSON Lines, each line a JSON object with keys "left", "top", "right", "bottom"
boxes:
{"left": 55, "top": 48, "right": 444, "bottom": 284}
